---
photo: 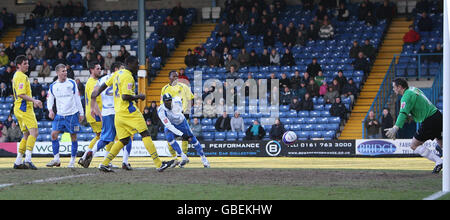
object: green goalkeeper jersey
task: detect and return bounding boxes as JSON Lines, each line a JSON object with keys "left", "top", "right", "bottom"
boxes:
{"left": 395, "top": 87, "right": 437, "bottom": 128}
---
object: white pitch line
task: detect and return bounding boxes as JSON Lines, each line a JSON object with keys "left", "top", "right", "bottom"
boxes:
{"left": 0, "top": 173, "right": 95, "bottom": 190}
{"left": 423, "top": 191, "right": 450, "bottom": 200}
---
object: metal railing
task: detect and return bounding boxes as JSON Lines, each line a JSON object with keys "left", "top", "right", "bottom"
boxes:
{"left": 393, "top": 53, "right": 443, "bottom": 79}
{"left": 361, "top": 56, "right": 395, "bottom": 139}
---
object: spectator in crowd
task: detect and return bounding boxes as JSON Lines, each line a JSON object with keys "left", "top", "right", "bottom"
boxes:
{"left": 264, "top": 29, "right": 276, "bottom": 47}
{"left": 106, "top": 21, "right": 119, "bottom": 45}
{"left": 67, "top": 49, "right": 82, "bottom": 66}
{"left": 281, "top": 48, "right": 295, "bottom": 66}
{"left": 290, "top": 70, "right": 302, "bottom": 91}
{"left": 365, "top": 111, "right": 380, "bottom": 139}
{"left": 0, "top": 51, "right": 8, "bottom": 67}
{"left": 178, "top": 68, "right": 189, "bottom": 83}
{"left": 329, "top": 97, "right": 348, "bottom": 121}
{"left": 319, "top": 81, "right": 328, "bottom": 97}
{"left": 319, "top": 20, "right": 334, "bottom": 39}
{"left": 260, "top": 48, "right": 270, "bottom": 66}
{"left": 341, "top": 78, "right": 359, "bottom": 104}
{"left": 280, "top": 27, "right": 295, "bottom": 47}
{"left": 269, "top": 118, "right": 286, "bottom": 141}
{"left": 269, "top": 48, "right": 280, "bottom": 66}
{"left": 381, "top": 108, "right": 394, "bottom": 139}
{"left": 184, "top": 48, "right": 197, "bottom": 67}
{"left": 65, "top": 64, "right": 74, "bottom": 80}
{"left": 335, "top": 2, "right": 350, "bottom": 21}
{"left": 300, "top": 92, "right": 314, "bottom": 111}
{"left": 148, "top": 101, "right": 160, "bottom": 126}
{"left": 237, "top": 48, "right": 250, "bottom": 66}
{"left": 352, "top": 52, "right": 370, "bottom": 77}
{"left": 72, "top": 2, "right": 85, "bottom": 17}
{"left": 289, "top": 97, "right": 302, "bottom": 112}
{"left": 24, "top": 14, "right": 36, "bottom": 31}
{"left": 248, "top": 17, "right": 261, "bottom": 36}
{"left": 15, "top": 42, "right": 27, "bottom": 57}
{"left": 306, "top": 78, "right": 319, "bottom": 97}
{"left": 230, "top": 31, "right": 245, "bottom": 49}
{"left": 279, "top": 73, "right": 290, "bottom": 89}
{"left": 3, "top": 115, "right": 14, "bottom": 128}
{"left": 32, "top": 1, "right": 46, "bottom": 17}
{"left": 306, "top": 23, "right": 319, "bottom": 41}
{"left": 324, "top": 86, "right": 339, "bottom": 104}
{"left": 31, "top": 78, "right": 42, "bottom": 97}
{"left": 415, "top": 0, "right": 430, "bottom": 14}
{"left": 49, "top": 22, "right": 64, "bottom": 41}
{"left": 365, "top": 11, "right": 378, "bottom": 26}
{"left": 357, "top": 2, "right": 370, "bottom": 21}
{"left": 229, "top": 111, "right": 244, "bottom": 133}
{"left": 300, "top": 71, "right": 311, "bottom": 85}
{"left": 0, "top": 121, "right": 6, "bottom": 143}
{"left": 153, "top": 38, "right": 168, "bottom": 64}
{"left": 306, "top": 58, "right": 322, "bottom": 78}
{"left": 417, "top": 12, "right": 433, "bottom": 32}
{"left": 6, "top": 121, "right": 22, "bottom": 142}
{"left": 38, "top": 60, "right": 51, "bottom": 77}
{"left": 146, "top": 119, "right": 158, "bottom": 140}
{"left": 0, "top": 82, "right": 11, "bottom": 97}
{"left": 376, "top": 0, "right": 395, "bottom": 22}
{"left": 245, "top": 120, "right": 265, "bottom": 140}
{"left": 53, "top": 51, "right": 67, "bottom": 68}
{"left": 248, "top": 50, "right": 260, "bottom": 67}
{"left": 295, "top": 30, "right": 307, "bottom": 47}
{"left": 104, "top": 52, "right": 114, "bottom": 71}
{"left": 27, "top": 54, "right": 37, "bottom": 72}
{"left": 26, "top": 44, "right": 37, "bottom": 59}
{"left": 236, "top": 6, "right": 249, "bottom": 25}
{"left": 224, "top": 54, "right": 240, "bottom": 71}
{"left": 119, "top": 21, "right": 133, "bottom": 39}
{"left": 217, "top": 20, "right": 230, "bottom": 37}
{"left": 45, "top": 41, "right": 57, "bottom": 60}
{"left": 4, "top": 43, "right": 16, "bottom": 63}
{"left": 203, "top": 99, "right": 216, "bottom": 118}
{"left": 361, "top": 39, "right": 376, "bottom": 61}
{"left": 226, "top": 65, "right": 239, "bottom": 80}
{"left": 403, "top": 25, "right": 421, "bottom": 44}
{"left": 280, "top": 87, "right": 293, "bottom": 105}
{"left": 196, "top": 50, "right": 208, "bottom": 66}
{"left": 334, "top": 70, "right": 347, "bottom": 93}
{"left": 349, "top": 40, "right": 362, "bottom": 59}
{"left": 190, "top": 118, "right": 202, "bottom": 139}
{"left": 215, "top": 112, "right": 231, "bottom": 132}
{"left": 314, "top": 70, "right": 325, "bottom": 87}
{"left": 35, "top": 41, "right": 46, "bottom": 60}
{"left": 207, "top": 49, "right": 221, "bottom": 67}
{"left": 431, "top": 43, "right": 443, "bottom": 63}
{"left": 75, "top": 78, "right": 85, "bottom": 96}
{"left": 215, "top": 36, "right": 229, "bottom": 54}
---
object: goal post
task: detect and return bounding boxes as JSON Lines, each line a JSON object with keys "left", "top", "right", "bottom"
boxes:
{"left": 443, "top": 0, "right": 449, "bottom": 192}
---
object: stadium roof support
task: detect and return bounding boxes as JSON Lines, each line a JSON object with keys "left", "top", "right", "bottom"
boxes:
{"left": 138, "top": 0, "right": 146, "bottom": 65}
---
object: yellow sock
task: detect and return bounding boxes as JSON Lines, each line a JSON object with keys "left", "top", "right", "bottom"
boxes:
{"left": 182, "top": 141, "right": 188, "bottom": 154}
{"left": 88, "top": 135, "right": 100, "bottom": 150}
{"left": 105, "top": 142, "right": 114, "bottom": 152}
{"left": 102, "top": 141, "right": 124, "bottom": 166}
{"left": 143, "top": 136, "right": 162, "bottom": 168}
{"left": 18, "top": 138, "right": 27, "bottom": 155}
{"left": 26, "top": 135, "right": 36, "bottom": 152}
{"left": 167, "top": 143, "right": 178, "bottom": 159}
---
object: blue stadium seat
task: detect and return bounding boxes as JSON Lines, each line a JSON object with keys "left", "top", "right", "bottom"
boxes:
{"left": 226, "top": 132, "right": 238, "bottom": 141}
{"left": 203, "top": 132, "right": 214, "bottom": 141}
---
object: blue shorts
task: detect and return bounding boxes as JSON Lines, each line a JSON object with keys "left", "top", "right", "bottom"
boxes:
{"left": 52, "top": 112, "right": 81, "bottom": 134}
{"left": 164, "top": 119, "right": 194, "bottom": 142}
{"left": 100, "top": 115, "right": 116, "bottom": 142}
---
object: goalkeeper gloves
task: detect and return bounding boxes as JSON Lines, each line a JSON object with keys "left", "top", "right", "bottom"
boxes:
{"left": 384, "top": 125, "right": 399, "bottom": 139}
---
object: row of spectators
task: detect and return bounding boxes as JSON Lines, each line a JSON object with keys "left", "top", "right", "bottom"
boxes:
{"left": 31, "top": 1, "right": 86, "bottom": 18}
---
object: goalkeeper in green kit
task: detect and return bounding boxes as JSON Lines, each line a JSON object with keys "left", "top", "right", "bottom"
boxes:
{"left": 385, "top": 78, "right": 443, "bottom": 173}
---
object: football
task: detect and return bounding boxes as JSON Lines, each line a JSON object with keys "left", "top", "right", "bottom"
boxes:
{"left": 282, "top": 131, "right": 297, "bottom": 145}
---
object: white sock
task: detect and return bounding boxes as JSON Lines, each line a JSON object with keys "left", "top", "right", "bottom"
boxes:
{"left": 103, "top": 151, "right": 109, "bottom": 160}
{"left": 54, "top": 153, "right": 60, "bottom": 161}
{"left": 15, "top": 153, "right": 23, "bottom": 165}
{"left": 69, "top": 156, "right": 76, "bottom": 164}
{"left": 180, "top": 152, "right": 188, "bottom": 161}
{"left": 122, "top": 149, "right": 129, "bottom": 164}
{"left": 414, "top": 145, "right": 443, "bottom": 165}
{"left": 25, "top": 150, "right": 32, "bottom": 163}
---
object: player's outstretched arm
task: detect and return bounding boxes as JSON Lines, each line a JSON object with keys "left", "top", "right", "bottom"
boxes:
{"left": 90, "top": 83, "right": 107, "bottom": 120}
{"left": 18, "top": 94, "right": 42, "bottom": 109}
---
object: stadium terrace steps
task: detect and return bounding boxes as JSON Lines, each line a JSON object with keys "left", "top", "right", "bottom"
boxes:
{"left": 0, "top": 27, "right": 24, "bottom": 46}
{"left": 339, "top": 17, "right": 412, "bottom": 140}
{"left": 146, "top": 23, "right": 217, "bottom": 106}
